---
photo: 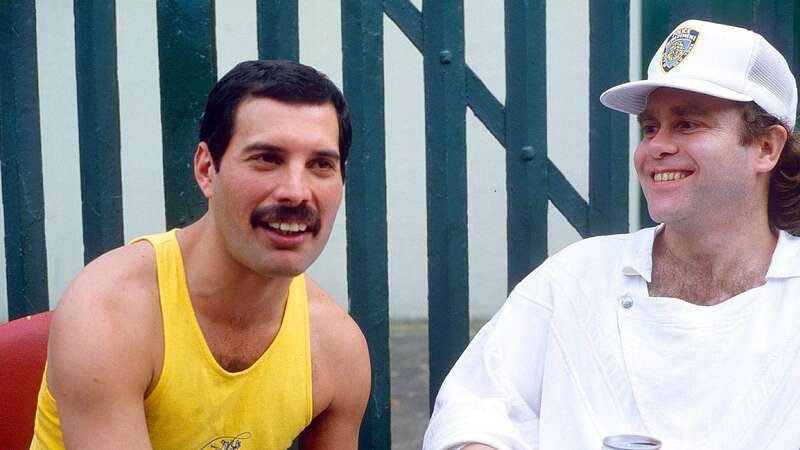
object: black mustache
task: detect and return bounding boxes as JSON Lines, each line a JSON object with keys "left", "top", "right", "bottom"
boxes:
{"left": 250, "top": 204, "right": 321, "bottom": 233}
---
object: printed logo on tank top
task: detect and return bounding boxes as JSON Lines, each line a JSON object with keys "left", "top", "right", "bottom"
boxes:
{"left": 199, "top": 432, "right": 252, "bottom": 449}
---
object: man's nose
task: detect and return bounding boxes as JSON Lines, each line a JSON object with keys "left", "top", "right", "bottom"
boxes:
{"left": 643, "top": 128, "right": 678, "bottom": 159}
{"left": 274, "top": 166, "right": 312, "bottom": 206}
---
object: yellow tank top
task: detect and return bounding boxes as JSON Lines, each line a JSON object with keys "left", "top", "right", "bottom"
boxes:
{"left": 30, "top": 229, "right": 313, "bottom": 449}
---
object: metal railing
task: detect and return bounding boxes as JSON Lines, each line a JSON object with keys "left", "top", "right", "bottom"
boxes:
{"left": 3, "top": 1, "right": 796, "bottom": 448}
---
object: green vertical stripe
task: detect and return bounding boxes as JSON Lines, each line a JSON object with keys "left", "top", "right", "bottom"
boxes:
{"left": 256, "top": 0, "right": 299, "bottom": 61}
{"left": 422, "top": 0, "right": 469, "bottom": 410}
{"left": 157, "top": 0, "right": 216, "bottom": 228}
{"left": 753, "top": 1, "right": 794, "bottom": 61}
{"left": 589, "top": 0, "right": 629, "bottom": 236}
{"left": 668, "top": 0, "right": 712, "bottom": 24}
{"left": 710, "top": 0, "right": 752, "bottom": 27}
{"left": 74, "top": 0, "right": 124, "bottom": 263}
{"left": 0, "top": 0, "right": 49, "bottom": 319}
{"left": 504, "top": 0, "right": 548, "bottom": 289}
{"left": 341, "top": 1, "right": 390, "bottom": 448}
{"left": 795, "top": 1, "right": 800, "bottom": 75}
{"left": 641, "top": 0, "right": 670, "bottom": 66}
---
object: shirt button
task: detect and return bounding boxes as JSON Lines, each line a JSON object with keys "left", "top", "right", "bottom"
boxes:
{"left": 621, "top": 295, "right": 634, "bottom": 309}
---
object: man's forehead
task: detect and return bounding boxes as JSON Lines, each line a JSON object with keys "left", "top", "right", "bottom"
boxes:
{"left": 639, "top": 88, "right": 737, "bottom": 120}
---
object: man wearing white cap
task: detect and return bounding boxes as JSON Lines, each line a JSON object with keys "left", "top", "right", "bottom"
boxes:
{"left": 423, "top": 19, "right": 800, "bottom": 450}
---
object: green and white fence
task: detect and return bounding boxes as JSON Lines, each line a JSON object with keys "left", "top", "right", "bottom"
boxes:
{"left": 2, "top": 1, "right": 798, "bottom": 448}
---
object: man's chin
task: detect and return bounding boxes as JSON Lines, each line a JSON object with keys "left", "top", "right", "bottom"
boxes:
{"left": 253, "top": 256, "right": 314, "bottom": 279}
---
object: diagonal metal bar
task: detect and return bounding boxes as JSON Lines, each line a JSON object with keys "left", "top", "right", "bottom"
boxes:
{"left": 466, "top": 69, "right": 506, "bottom": 147}
{"left": 0, "top": 0, "right": 49, "bottom": 319}
{"left": 548, "top": 162, "right": 589, "bottom": 238}
{"left": 384, "top": 0, "right": 506, "bottom": 147}
{"left": 383, "top": 0, "right": 422, "bottom": 50}
{"left": 341, "top": 1, "right": 391, "bottom": 448}
{"left": 256, "top": 0, "right": 299, "bottom": 61}
{"left": 74, "top": 0, "right": 124, "bottom": 263}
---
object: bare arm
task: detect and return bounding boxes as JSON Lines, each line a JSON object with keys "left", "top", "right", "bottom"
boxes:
{"left": 47, "top": 245, "right": 159, "bottom": 449}
{"left": 299, "top": 282, "right": 371, "bottom": 449}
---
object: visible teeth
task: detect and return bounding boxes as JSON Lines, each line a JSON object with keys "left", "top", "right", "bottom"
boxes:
{"left": 654, "top": 171, "right": 688, "bottom": 182}
{"left": 267, "top": 222, "right": 307, "bottom": 233}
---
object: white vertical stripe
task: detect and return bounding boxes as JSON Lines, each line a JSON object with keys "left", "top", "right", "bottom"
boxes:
{"left": 384, "top": 15, "right": 428, "bottom": 320}
{"left": 547, "top": 0, "right": 590, "bottom": 254}
{"left": 215, "top": 0, "right": 258, "bottom": 78}
{"left": 629, "top": 0, "right": 643, "bottom": 231}
{"left": 36, "top": 0, "right": 84, "bottom": 308}
{"left": 117, "top": 0, "right": 167, "bottom": 241}
{"left": 465, "top": 0, "right": 506, "bottom": 103}
{"left": 465, "top": 1, "right": 507, "bottom": 320}
{"left": 466, "top": 111, "right": 508, "bottom": 320}
{"left": 300, "top": 1, "right": 349, "bottom": 311}
{"left": 298, "top": 2, "right": 343, "bottom": 90}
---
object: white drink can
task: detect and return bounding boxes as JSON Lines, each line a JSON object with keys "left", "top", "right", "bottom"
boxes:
{"left": 602, "top": 434, "right": 662, "bottom": 449}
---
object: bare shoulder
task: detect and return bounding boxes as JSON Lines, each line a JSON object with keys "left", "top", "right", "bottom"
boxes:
{"left": 305, "top": 277, "right": 370, "bottom": 409}
{"left": 53, "top": 240, "right": 159, "bottom": 335}
{"left": 301, "top": 277, "right": 371, "bottom": 448}
{"left": 48, "top": 240, "right": 162, "bottom": 397}
{"left": 305, "top": 277, "right": 369, "bottom": 365}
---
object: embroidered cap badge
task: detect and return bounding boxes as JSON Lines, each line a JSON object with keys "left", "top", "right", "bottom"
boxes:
{"left": 661, "top": 27, "right": 699, "bottom": 73}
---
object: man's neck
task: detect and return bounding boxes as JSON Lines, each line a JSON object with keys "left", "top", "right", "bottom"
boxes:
{"left": 177, "top": 217, "right": 293, "bottom": 327}
{"left": 649, "top": 218, "right": 778, "bottom": 305}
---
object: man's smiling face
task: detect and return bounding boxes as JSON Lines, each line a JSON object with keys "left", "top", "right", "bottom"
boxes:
{"left": 203, "top": 96, "right": 343, "bottom": 278}
{"left": 635, "top": 88, "right": 763, "bottom": 229}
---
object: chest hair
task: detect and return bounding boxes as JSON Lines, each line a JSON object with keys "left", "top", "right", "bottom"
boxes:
{"left": 649, "top": 253, "right": 768, "bottom": 306}
{"left": 201, "top": 318, "right": 281, "bottom": 373}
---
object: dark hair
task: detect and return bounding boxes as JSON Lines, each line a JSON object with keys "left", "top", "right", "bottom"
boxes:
{"left": 739, "top": 102, "right": 800, "bottom": 235}
{"left": 199, "top": 60, "right": 351, "bottom": 179}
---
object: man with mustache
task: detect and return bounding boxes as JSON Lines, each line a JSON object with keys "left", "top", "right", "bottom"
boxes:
{"left": 30, "top": 60, "right": 370, "bottom": 449}
{"left": 424, "top": 19, "right": 800, "bottom": 449}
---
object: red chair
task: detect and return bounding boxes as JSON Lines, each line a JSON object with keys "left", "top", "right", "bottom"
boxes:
{"left": 0, "top": 311, "right": 53, "bottom": 449}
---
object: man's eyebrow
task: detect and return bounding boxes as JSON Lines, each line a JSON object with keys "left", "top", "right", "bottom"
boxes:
{"left": 670, "top": 104, "right": 712, "bottom": 117}
{"left": 241, "top": 142, "right": 340, "bottom": 160}
{"left": 637, "top": 112, "right": 655, "bottom": 124}
{"left": 313, "top": 150, "right": 340, "bottom": 161}
{"left": 637, "top": 104, "right": 712, "bottom": 124}
{"left": 242, "top": 142, "right": 282, "bottom": 153}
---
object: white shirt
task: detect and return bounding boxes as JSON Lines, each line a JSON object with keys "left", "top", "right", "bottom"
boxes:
{"left": 423, "top": 227, "right": 800, "bottom": 450}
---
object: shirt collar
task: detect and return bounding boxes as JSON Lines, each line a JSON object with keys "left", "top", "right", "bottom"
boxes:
{"left": 620, "top": 225, "right": 662, "bottom": 282}
{"left": 620, "top": 225, "right": 800, "bottom": 281}
{"left": 765, "top": 230, "right": 800, "bottom": 279}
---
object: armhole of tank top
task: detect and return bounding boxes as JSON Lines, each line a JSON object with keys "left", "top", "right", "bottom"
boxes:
{"left": 40, "top": 361, "right": 55, "bottom": 403}
{"left": 133, "top": 234, "right": 170, "bottom": 407}
{"left": 299, "top": 274, "right": 314, "bottom": 426}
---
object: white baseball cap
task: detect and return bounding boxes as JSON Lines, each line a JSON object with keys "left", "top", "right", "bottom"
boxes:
{"left": 600, "top": 19, "right": 798, "bottom": 129}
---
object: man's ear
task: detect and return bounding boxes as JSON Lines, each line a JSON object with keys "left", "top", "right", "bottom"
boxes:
{"left": 195, "top": 142, "right": 216, "bottom": 198}
{"left": 754, "top": 124, "right": 788, "bottom": 173}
